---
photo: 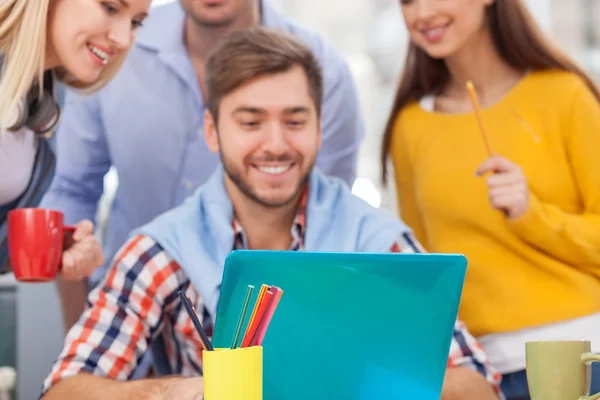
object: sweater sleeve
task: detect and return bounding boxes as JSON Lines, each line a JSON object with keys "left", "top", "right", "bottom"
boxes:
{"left": 508, "top": 79, "right": 600, "bottom": 271}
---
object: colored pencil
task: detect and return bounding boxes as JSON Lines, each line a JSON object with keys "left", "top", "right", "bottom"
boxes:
{"left": 231, "top": 285, "right": 255, "bottom": 349}
{"left": 178, "top": 290, "right": 214, "bottom": 351}
{"left": 243, "top": 284, "right": 268, "bottom": 340}
{"left": 251, "top": 287, "right": 284, "bottom": 346}
{"left": 466, "top": 80, "right": 493, "bottom": 156}
{"left": 241, "top": 290, "right": 273, "bottom": 348}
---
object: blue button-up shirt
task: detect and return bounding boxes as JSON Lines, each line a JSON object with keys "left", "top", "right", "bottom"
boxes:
{"left": 40, "top": 1, "right": 364, "bottom": 284}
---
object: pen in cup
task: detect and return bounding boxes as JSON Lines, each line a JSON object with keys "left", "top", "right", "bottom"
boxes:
{"left": 178, "top": 290, "right": 214, "bottom": 351}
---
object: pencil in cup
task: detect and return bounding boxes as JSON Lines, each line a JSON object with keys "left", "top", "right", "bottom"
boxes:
{"left": 202, "top": 346, "right": 263, "bottom": 400}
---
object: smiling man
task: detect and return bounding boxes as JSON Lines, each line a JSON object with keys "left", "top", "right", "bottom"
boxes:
{"left": 41, "top": 27, "right": 501, "bottom": 400}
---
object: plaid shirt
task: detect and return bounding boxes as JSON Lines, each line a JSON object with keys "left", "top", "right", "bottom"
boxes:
{"left": 42, "top": 188, "right": 502, "bottom": 396}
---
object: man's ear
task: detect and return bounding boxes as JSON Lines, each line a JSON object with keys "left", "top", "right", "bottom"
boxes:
{"left": 204, "top": 109, "right": 220, "bottom": 153}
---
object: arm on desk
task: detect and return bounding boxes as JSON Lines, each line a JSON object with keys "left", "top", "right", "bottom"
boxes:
{"left": 444, "top": 321, "right": 503, "bottom": 399}
{"left": 41, "top": 236, "right": 190, "bottom": 399}
{"left": 441, "top": 367, "right": 499, "bottom": 400}
{"left": 42, "top": 374, "right": 204, "bottom": 400}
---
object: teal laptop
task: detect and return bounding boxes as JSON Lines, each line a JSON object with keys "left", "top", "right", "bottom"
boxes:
{"left": 212, "top": 251, "right": 467, "bottom": 400}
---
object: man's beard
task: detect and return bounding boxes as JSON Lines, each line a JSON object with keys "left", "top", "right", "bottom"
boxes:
{"left": 221, "top": 154, "right": 312, "bottom": 209}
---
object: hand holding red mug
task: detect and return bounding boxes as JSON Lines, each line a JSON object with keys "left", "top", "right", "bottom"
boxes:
{"left": 8, "top": 208, "right": 104, "bottom": 282}
{"left": 61, "top": 219, "right": 104, "bottom": 281}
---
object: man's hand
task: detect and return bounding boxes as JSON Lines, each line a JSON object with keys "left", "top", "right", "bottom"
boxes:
{"left": 61, "top": 219, "right": 104, "bottom": 280}
{"left": 43, "top": 374, "right": 204, "bottom": 400}
{"left": 441, "top": 367, "right": 499, "bottom": 400}
{"left": 160, "top": 377, "right": 204, "bottom": 400}
{"left": 476, "top": 155, "right": 530, "bottom": 220}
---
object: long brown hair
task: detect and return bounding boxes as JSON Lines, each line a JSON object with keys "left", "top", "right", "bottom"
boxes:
{"left": 380, "top": 0, "right": 600, "bottom": 183}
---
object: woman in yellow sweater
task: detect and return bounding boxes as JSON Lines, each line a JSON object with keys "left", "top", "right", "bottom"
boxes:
{"left": 382, "top": 1, "right": 600, "bottom": 398}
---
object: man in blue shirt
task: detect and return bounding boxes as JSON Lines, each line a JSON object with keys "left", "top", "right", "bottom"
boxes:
{"left": 40, "top": 0, "right": 364, "bottom": 330}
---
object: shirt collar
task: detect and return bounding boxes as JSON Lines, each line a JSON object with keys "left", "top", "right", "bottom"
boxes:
{"left": 232, "top": 184, "right": 308, "bottom": 251}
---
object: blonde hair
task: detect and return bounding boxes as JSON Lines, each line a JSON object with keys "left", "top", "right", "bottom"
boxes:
{"left": 0, "top": 0, "right": 129, "bottom": 129}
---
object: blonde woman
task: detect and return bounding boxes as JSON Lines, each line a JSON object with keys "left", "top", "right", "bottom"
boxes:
{"left": 0, "top": 0, "right": 149, "bottom": 324}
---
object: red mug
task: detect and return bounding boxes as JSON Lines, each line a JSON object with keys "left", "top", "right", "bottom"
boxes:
{"left": 7, "top": 208, "right": 76, "bottom": 282}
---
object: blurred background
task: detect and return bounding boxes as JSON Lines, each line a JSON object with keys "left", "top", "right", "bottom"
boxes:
{"left": 3, "top": 0, "right": 600, "bottom": 398}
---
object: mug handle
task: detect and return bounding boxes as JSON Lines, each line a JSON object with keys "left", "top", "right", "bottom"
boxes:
{"left": 62, "top": 225, "right": 77, "bottom": 250}
{"left": 58, "top": 225, "right": 78, "bottom": 268}
{"left": 581, "top": 353, "right": 600, "bottom": 400}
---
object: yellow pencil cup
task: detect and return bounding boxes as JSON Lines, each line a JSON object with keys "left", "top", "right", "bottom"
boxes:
{"left": 203, "top": 346, "right": 263, "bottom": 400}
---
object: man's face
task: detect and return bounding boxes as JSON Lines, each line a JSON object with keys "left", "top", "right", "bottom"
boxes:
{"left": 178, "top": 0, "right": 255, "bottom": 27}
{"left": 205, "top": 66, "right": 322, "bottom": 208}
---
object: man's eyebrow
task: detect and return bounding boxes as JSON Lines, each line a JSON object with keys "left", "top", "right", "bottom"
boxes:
{"left": 283, "top": 107, "right": 310, "bottom": 115}
{"left": 232, "top": 106, "right": 266, "bottom": 115}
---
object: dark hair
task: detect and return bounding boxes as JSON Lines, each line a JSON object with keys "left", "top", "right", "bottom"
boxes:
{"left": 380, "top": 0, "right": 600, "bottom": 183}
{"left": 205, "top": 26, "right": 323, "bottom": 121}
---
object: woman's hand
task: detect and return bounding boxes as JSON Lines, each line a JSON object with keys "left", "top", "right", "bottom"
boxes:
{"left": 476, "top": 155, "right": 530, "bottom": 220}
{"left": 61, "top": 220, "right": 104, "bottom": 280}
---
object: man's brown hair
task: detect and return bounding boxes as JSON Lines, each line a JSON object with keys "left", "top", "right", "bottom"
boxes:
{"left": 205, "top": 26, "right": 323, "bottom": 122}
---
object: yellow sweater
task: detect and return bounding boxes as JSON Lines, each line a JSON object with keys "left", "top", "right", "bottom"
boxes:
{"left": 391, "top": 70, "right": 600, "bottom": 337}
